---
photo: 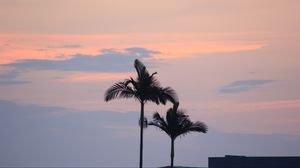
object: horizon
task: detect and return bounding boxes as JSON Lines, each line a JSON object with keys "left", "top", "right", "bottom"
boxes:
{"left": 1, "top": 0, "right": 300, "bottom": 167}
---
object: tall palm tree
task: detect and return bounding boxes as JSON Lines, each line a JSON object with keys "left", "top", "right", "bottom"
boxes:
{"left": 104, "top": 59, "right": 178, "bottom": 168}
{"left": 149, "top": 105, "right": 207, "bottom": 168}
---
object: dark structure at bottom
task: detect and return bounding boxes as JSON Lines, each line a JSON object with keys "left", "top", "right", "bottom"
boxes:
{"left": 209, "top": 155, "right": 300, "bottom": 168}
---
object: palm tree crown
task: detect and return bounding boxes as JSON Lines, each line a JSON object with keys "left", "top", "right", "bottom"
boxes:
{"left": 104, "top": 59, "right": 178, "bottom": 104}
{"left": 149, "top": 106, "right": 207, "bottom": 168}
{"left": 150, "top": 107, "right": 207, "bottom": 140}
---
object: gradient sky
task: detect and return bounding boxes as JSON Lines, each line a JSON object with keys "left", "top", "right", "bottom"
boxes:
{"left": 1, "top": 0, "right": 300, "bottom": 167}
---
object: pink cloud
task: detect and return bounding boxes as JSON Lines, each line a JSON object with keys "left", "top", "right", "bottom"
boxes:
{"left": 63, "top": 72, "right": 135, "bottom": 82}
{"left": 239, "top": 99, "right": 300, "bottom": 111}
{"left": 0, "top": 32, "right": 268, "bottom": 64}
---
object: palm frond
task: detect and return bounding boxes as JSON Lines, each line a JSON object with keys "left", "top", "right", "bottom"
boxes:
{"left": 150, "top": 72, "right": 157, "bottom": 78}
{"left": 176, "top": 120, "right": 193, "bottom": 138}
{"left": 149, "top": 112, "right": 169, "bottom": 135}
{"left": 189, "top": 121, "right": 208, "bottom": 133}
{"left": 148, "top": 86, "right": 178, "bottom": 105}
{"left": 104, "top": 81, "right": 136, "bottom": 102}
{"left": 160, "top": 87, "right": 178, "bottom": 104}
{"left": 127, "top": 77, "right": 138, "bottom": 88}
{"left": 149, "top": 75, "right": 161, "bottom": 87}
{"left": 134, "top": 59, "right": 149, "bottom": 79}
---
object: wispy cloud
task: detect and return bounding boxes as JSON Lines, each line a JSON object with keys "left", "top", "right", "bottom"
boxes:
{"left": 37, "top": 44, "right": 82, "bottom": 51}
{"left": 4, "top": 47, "right": 158, "bottom": 72}
{"left": 0, "top": 80, "right": 28, "bottom": 85}
{"left": 0, "top": 68, "right": 28, "bottom": 85}
{"left": 219, "top": 80, "right": 274, "bottom": 93}
{"left": 61, "top": 72, "right": 135, "bottom": 82}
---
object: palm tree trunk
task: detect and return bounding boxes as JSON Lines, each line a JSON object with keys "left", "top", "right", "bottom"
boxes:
{"left": 139, "top": 101, "right": 144, "bottom": 168}
{"left": 170, "top": 138, "right": 175, "bottom": 168}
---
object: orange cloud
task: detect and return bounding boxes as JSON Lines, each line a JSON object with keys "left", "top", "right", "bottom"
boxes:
{"left": 62, "top": 72, "right": 135, "bottom": 82}
{"left": 148, "top": 42, "right": 265, "bottom": 59}
{"left": 0, "top": 32, "right": 268, "bottom": 64}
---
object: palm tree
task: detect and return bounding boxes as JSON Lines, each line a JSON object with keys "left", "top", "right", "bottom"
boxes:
{"left": 149, "top": 105, "right": 207, "bottom": 168}
{"left": 104, "top": 59, "right": 178, "bottom": 168}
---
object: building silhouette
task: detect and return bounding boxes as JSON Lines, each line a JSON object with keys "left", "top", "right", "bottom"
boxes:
{"left": 209, "top": 155, "right": 300, "bottom": 168}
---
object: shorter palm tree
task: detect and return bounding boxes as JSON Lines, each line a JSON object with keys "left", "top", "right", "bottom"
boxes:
{"left": 149, "top": 105, "right": 207, "bottom": 168}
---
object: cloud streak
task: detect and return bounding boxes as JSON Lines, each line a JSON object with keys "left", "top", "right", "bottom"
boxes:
{"left": 219, "top": 80, "right": 274, "bottom": 93}
{"left": 61, "top": 72, "right": 135, "bottom": 82}
{"left": 4, "top": 47, "right": 159, "bottom": 72}
{"left": 37, "top": 44, "right": 82, "bottom": 51}
{"left": 0, "top": 80, "right": 28, "bottom": 85}
{"left": 0, "top": 69, "right": 28, "bottom": 85}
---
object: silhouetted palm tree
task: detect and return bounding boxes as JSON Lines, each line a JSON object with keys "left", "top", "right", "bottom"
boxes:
{"left": 149, "top": 105, "right": 207, "bottom": 168}
{"left": 104, "top": 59, "right": 178, "bottom": 168}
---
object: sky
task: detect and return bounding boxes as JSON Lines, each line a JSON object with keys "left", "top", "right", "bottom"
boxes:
{"left": 0, "top": 0, "right": 300, "bottom": 167}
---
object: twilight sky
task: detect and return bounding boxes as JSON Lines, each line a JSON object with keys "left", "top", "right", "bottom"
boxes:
{"left": 1, "top": 0, "right": 300, "bottom": 167}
